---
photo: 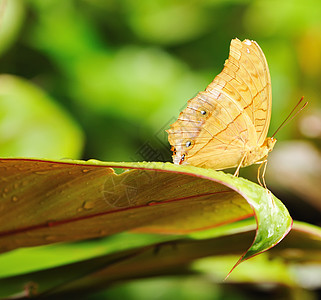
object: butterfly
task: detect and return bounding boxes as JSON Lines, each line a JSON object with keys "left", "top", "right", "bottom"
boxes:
{"left": 167, "top": 38, "right": 276, "bottom": 180}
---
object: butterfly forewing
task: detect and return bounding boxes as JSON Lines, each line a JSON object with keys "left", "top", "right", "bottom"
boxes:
{"left": 167, "top": 38, "right": 272, "bottom": 169}
{"left": 210, "top": 39, "right": 271, "bottom": 144}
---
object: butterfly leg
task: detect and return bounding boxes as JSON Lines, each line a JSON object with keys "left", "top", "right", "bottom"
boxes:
{"left": 257, "top": 159, "right": 268, "bottom": 188}
{"left": 233, "top": 153, "right": 247, "bottom": 177}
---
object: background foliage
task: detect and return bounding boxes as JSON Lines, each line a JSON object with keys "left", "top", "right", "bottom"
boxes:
{"left": 0, "top": 0, "right": 321, "bottom": 299}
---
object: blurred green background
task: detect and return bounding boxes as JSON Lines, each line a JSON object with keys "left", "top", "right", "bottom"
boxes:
{"left": 2, "top": 0, "right": 321, "bottom": 163}
{"left": 1, "top": 0, "right": 321, "bottom": 299}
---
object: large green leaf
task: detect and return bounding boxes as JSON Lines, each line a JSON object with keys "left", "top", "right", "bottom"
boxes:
{"left": 0, "top": 158, "right": 291, "bottom": 262}
{"left": 1, "top": 220, "right": 321, "bottom": 298}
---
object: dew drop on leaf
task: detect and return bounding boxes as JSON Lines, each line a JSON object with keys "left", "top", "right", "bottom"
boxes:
{"left": 44, "top": 235, "right": 57, "bottom": 241}
{"left": 83, "top": 200, "right": 95, "bottom": 210}
{"left": 11, "top": 195, "right": 18, "bottom": 202}
{"left": 34, "top": 171, "right": 50, "bottom": 175}
{"left": 148, "top": 201, "right": 158, "bottom": 206}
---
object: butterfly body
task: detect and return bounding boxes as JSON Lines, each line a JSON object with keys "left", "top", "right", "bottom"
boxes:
{"left": 241, "top": 137, "right": 276, "bottom": 168}
{"left": 167, "top": 38, "right": 275, "bottom": 171}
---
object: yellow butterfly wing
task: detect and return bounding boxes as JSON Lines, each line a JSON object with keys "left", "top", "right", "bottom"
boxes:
{"left": 167, "top": 38, "right": 272, "bottom": 169}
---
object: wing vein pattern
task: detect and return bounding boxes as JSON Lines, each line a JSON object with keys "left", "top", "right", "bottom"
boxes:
{"left": 167, "top": 38, "right": 272, "bottom": 169}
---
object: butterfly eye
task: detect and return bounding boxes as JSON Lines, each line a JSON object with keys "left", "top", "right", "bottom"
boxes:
{"left": 200, "top": 110, "right": 206, "bottom": 115}
{"left": 185, "top": 141, "right": 192, "bottom": 147}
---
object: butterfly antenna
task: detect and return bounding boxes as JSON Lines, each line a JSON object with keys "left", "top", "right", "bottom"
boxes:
{"left": 271, "top": 96, "right": 308, "bottom": 138}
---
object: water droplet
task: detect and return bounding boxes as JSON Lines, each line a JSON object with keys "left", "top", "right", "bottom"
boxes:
{"left": 3, "top": 187, "right": 8, "bottom": 193}
{"left": 34, "top": 171, "right": 49, "bottom": 175}
{"left": 50, "top": 164, "right": 61, "bottom": 168}
{"left": 82, "top": 169, "right": 90, "bottom": 173}
{"left": 11, "top": 196, "right": 18, "bottom": 202}
{"left": 44, "top": 235, "right": 56, "bottom": 241}
{"left": 148, "top": 201, "right": 158, "bottom": 206}
{"left": 83, "top": 200, "right": 95, "bottom": 210}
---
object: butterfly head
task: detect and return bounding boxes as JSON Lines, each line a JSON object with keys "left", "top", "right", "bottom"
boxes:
{"left": 265, "top": 137, "right": 277, "bottom": 152}
{"left": 172, "top": 150, "right": 187, "bottom": 165}
{"left": 168, "top": 132, "right": 194, "bottom": 165}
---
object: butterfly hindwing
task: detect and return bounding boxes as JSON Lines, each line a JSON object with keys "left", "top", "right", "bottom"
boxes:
{"left": 167, "top": 38, "right": 272, "bottom": 170}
